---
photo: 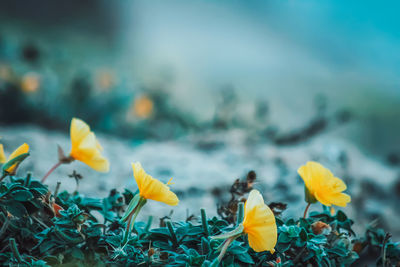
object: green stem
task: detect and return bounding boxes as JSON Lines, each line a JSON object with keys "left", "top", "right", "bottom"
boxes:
{"left": 121, "top": 213, "right": 133, "bottom": 246}
{"left": 201, "top": 236, "right": 211, "bottom": 256}
{"left": 54, "top": 182, "right": 61, "bottom": 199}
{"left": 217, "top": 237, "right": 234, "bottom": 262}
{"left": 166, "top": 220, "right": 179, "bottom": 248}
{"left": 41, "top": 161, "right": 62, "bottom": 183}
{"left": 144, "top": 216, "right": 153, "bottom": 233}
{"left": 9, "top": 238, "right": 23, "bottom": 263}
{"left": 24, "top": 172, "right": 32, "bottom": 187}
{"left": 121, "top": 197, "right": 146, "bottom": 246}
{"left": 201, "top": 208, "right": 210, "bottom": 237}
{"left": 236, "top": 202, "right": 244, "bottom": 225}
{"left": 303, "top": 203, "right": 311, "bottom": 219}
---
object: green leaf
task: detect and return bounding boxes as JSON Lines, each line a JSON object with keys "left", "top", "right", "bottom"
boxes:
{"left": 40, "top": 241, "right": 56, "bottom": 254}
{"left": 70, "top": 247, "right": 85, "bottom": 260}
{"left": 228, "top": 244, "right": 247, "bottom": 254}
{"left": 187, "top": 226, "right": 204, "bottom": 236}
{"left": 11, "top": 190, "right": 34, "bottom": 201}
{"left": 153, "top": 240, "right": 172, "bottom": 250}
{"left": 235, "top": 252, "right": 254, "bottom": 264}
{"left": 336, "top": 211, "right": 348, "bottom": 222}
{"left": 310, "top": 235, "right": 327, "bottom": 245}
{"left": 278, "top": 232, "right": 291, "bottom": 243}
{"left": 299, "top": 228, "right": 308, "bottom": 241}
{"left": 276, "top": 241, "right": 291, "bottom": 252}
{"left": 327, "top": 247, "right": 348, "bottom": 257}
{"left": 5, "top": 200, "right": 27, "bottom": 217}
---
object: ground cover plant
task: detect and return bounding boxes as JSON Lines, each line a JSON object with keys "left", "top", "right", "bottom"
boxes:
{"left": 0, "top": 118, "right": 399, "bottom": 266}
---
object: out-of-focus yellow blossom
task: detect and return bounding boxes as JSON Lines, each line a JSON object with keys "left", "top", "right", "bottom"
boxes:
{"left": 242, "top": 190, "right": 277, "bottom": 253}
{"left": 69, "top": 118, "right": 109, "bottom": 172}
{"left": 95, "top": 69, "right": 115, "bottom": 92}
{"left": 0, "top": 144, "right": 6, "bottom": 163}
{"left": 0, "top": 64, "right": 13, "bottom": 82}
{"left": 2, "top": 143, "right": 29, "bottom": 174}
{"left": 298, "top": 161, "right": 351, "bottom": 207}
{"left": 21, "top": 72, "right": 40, "bottom": 93}
{"left": 132, "top": 162, "right": 179, "bottom": 205}
{"left": 133, "top": 95, "right": 154, "bottom": 119}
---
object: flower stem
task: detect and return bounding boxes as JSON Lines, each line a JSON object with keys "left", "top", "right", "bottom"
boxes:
{"left": 121, "top": 213, "right": 133, "bottom": 246}
{"left": 236, "top": 202, "right": 244, "bottom": 225}
{"left": 303, "top": 203, "right": 311, "bottom": 219}
{"left": 218, "top": 237, "right": 234, "bottom": 262}
{"left": 121, "top": 197, "right": 146, "bottom": 247}
{"left": 41, "top": 161, "right": 62, "bottom": 183}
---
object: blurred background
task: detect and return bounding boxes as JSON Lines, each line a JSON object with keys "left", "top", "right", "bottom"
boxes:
{"left": 0, "top": 0, "right": 399, "bottom": 237}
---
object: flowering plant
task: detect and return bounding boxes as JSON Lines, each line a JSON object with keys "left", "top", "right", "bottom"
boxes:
{"left": 0, "top": 122, "right": 398, "bottom": 266}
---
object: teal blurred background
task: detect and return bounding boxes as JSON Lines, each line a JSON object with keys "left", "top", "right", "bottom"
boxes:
{"left": 1, "top": 0, "right": 399, "bottom": 156}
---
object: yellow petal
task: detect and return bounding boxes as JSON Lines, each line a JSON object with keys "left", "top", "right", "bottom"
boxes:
{"left": 70, "top": 118, "right": 91, "bottom": 149}
{"left": 8, "top": 143, "right": 29, "bottom": 160}
{"left": 0, "top": 144, "right": 6, "bottom": 163}
{"left": 329, "top": 177, "right": 347, "bottom": 192}
{"left": 81, "top": 155, "right": 110, "bottom": 172}
{"left": 327, "top": 192, "right": 351, "bottom": 207}
{"left": 132, "top": 162, "right": 179, "bottom": 206}
{"left": 69, "top": 118, "right": 109, "bottom": 173}
{"left": 243, "top": 190, "right": 277, "bottom": 253}
{"left": 314, "top": 191, "right": 333, "bottom": 206}
{"left": 6, "top": 143, "right": 29, "bottom": 173}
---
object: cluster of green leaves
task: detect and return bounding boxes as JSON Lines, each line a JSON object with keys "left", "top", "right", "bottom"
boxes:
{"left": 0, "top": 173, "right": 398, "bottom": 266}
{"left": 274, "top": 209, "right": 358, "bottom": 266}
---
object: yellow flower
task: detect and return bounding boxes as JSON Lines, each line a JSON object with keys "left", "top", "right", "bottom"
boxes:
{"left": 298, "top": 161, "right": 351, "bottom": 207}
{"left": 21, "top": 72, "right": 40, "bottom": 93}
{"left": 69, "top": 118, "right": 109, "bottom": 172}
{"left": 132, "top": 162, "right": 179, "bottom": 206}
{"left": 242, "top": 190, "right": 277, "bottom": 253}
{"left": 133, "top": 95, "right": 154, "bottom": 119}
{"left": 0, "top": 144, "right": 6, "bottom": 164}
{"left": 2, "top": 143, "right": 29, "bottom": 174}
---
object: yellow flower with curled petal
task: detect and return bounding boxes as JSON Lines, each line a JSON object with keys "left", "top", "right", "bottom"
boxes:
{"left": 298, "top": 161, "right": 351, "bottom": 207}
{"left": 1, "top": 143, "right": 29, "bottom": 174}
{"left": 211, "top": 189, "right": 277, "bottom": 262}
{"left": 132, "top": 162, "right": 179, "bottom": 205}
{"left": 120, "top": 163, "right": 179, "bottom": 245}
{"left": 69, "top": 118, "right": 109, "bottom": 172}
{"left": 243, "top": 189, "right": 277, "bottom": 253}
